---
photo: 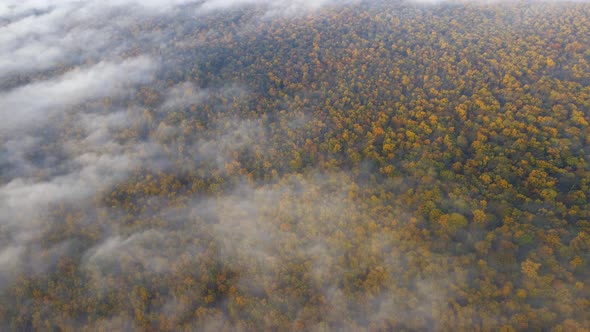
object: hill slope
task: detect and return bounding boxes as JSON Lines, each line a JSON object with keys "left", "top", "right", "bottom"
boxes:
{"left": 1, "top": 1, "right": 589, "bottom": 330}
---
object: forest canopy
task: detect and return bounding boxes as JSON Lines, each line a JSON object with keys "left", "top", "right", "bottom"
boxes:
{"left": 1, "top": 0, "right": 589, "bottom": 330}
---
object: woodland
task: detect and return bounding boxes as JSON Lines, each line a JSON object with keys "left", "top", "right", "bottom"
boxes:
{"left": 0, "top": 0, "right": 589, "bottom": 331}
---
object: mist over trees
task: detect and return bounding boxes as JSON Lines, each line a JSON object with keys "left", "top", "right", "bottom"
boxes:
{"left": 1, "top": 0, "right": 589, "bottom": 331}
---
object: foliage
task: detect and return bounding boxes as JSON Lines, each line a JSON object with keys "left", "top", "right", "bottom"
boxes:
{"left": 1, "top": 0, "right": 590, "bottom": 330}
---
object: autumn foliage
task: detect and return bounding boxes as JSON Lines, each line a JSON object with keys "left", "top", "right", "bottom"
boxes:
{"left": 1, "top": 1, "right": 590, "bottom": 331}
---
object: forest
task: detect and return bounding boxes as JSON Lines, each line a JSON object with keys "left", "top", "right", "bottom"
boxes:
{"left": 0, "top": 0, "right": 589, "bottom": 330}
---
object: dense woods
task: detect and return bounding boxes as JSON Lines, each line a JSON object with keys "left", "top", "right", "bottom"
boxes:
{"left": 1, "top": 0, "right": 589, "bottom": 330}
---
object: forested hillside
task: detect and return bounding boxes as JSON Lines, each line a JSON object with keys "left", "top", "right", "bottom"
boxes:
{"left": 1, "top": 0, "right": 589, "bottom": 330}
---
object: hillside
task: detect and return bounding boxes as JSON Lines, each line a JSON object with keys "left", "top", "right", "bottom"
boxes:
{"left": 1, "top": 1, "right": 589, "bottom": 330}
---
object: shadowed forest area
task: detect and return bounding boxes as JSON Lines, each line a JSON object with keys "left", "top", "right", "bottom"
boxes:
{"left": 0, "top": 0, "right": 589, "bottom": 330}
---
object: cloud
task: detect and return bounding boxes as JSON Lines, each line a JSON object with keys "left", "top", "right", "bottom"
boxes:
{"left": 0, "top": 0, "right": 202, "bottom": 82}
{"left": 1, "top": 150, "right": 132, "bottom": 213}
{"left": 2, "top": 0, "right": 562, "bottom": 329}
{"left": 72, "top": 169, "right": 470, "bottom": 330}
{"left": 160, "top": 82, "right": 212, "bottom": 112}
{"left": 0, "top": 0, "right": 363, "bottom": 89}
{"left": 0, "top": 67, "right": 160, "bottom": 271}
{"left": 194, "top": 118, "right": 265, "bottom": 170}
{"left": 198, "top": 0, "right": 355, "bottom": 12}
{"left": 0, "top": 142, "right": 167, "bottom": 292}
{"left": 0, "top": 2, "right": 115, "bottom": 79}
{"left": 85, "top": 230, "right": 181, "bottom": 279}
{"left": 0, "top": 56, "right": 156, "bottom": 134}
{"left": 0, "top": 246, "right": 24, "bottom": 288}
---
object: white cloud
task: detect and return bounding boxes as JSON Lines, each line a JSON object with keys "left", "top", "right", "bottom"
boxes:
{"left": 0, "top": 56, "right": 156, "bottom": 134}
{"left": 0, "top": 0, "right": 201, "bottom": 79}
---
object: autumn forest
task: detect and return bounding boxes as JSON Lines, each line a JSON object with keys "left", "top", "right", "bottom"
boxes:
{"left": 0, "top": 0, "right": 589, "bottom": 331}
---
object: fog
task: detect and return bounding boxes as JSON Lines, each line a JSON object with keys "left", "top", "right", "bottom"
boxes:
{"left": 0, "top": 0, "right": 587, "bottom": 330}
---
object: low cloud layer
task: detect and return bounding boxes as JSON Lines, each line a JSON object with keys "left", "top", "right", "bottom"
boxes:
{"left": 2, "top": 0, "right": 587, "bottom": 330}
{"left": 77, "top": 171, "right": 457, "bottom": 330}
{"left": 0, "top": 0, "right": 354, "bottom": 89}
{"left": 0, "top": 56, "right": 156, "bottom": 134}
